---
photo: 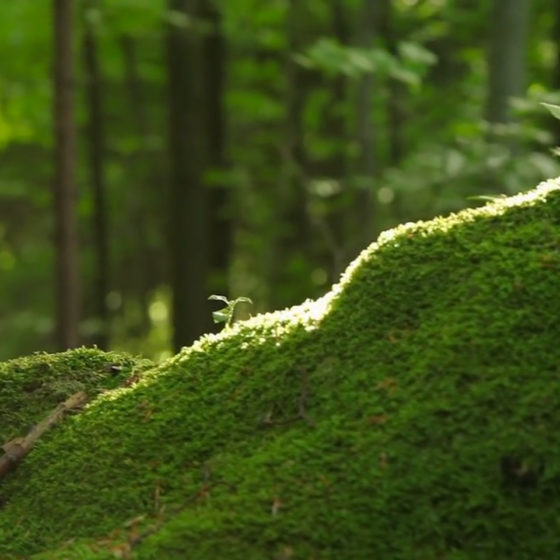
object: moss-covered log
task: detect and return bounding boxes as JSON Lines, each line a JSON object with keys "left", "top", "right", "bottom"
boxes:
{"left": 2, "top": 179, "right": 560, "bottom": 559}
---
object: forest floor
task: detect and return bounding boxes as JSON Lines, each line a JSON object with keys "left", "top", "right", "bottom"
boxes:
{"left": 1, "top": 178, "right": 560, "bottom": 559}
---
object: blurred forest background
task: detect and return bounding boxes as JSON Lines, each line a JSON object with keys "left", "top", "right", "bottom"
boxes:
{"left": 0, "top": 0, "right": 559, "bottom": 361}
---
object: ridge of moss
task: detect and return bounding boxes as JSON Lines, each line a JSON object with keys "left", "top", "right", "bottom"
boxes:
{"left": 2, "top": 178, "right": 560, "bottom": 559}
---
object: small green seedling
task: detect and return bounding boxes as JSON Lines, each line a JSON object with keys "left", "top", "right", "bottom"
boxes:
{"left": 467, "top": 194, "right": 507, "bottom": 203}
{"left": 208, "top": 295, "right": 253, "bottom": 328}
{"left": 542, "top": 102, "right": 560, "bottom": 120}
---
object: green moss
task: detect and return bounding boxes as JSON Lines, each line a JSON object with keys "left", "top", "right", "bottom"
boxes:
{"left": 0, "top": 348, "right": 152, "bottom": 444}
{"left": 2, "top": 179, "right": 560, "bottom": 559}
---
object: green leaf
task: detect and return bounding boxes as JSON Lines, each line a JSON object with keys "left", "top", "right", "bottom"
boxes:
{"left": 234, "top": 297, "right": 253, "bottom": 305}
{"left": 164, "top": 9, "right": 192, "bottom": 29}
{"left": 542, "top": 102, "right": 560, "bottom": 120}
{"left": 398, "top": 41, "right": 437, "bottom": 66}
{"left": 208, "top": 294, "right": 230, "bottom": 304}
{"left": 467, "top": 194, "right": 507, "bottom": 202}
{"left": 212, "top": 310, "right": 229, "bottom": 324}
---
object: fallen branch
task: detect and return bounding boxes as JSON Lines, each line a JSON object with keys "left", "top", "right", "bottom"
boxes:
{"left": 0, "top": 391, "right": 87, "bottom": 481}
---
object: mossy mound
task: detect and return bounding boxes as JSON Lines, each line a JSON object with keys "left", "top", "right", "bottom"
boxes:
{"left": 2, "top": 179, "right": 560, "bottom": 559}
{"left": 0, "top": 348, "right": 152, "bottom": 446}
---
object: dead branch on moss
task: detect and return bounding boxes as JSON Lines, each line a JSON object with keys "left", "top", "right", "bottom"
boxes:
{"left": 0, "top": 391, "right": 87, "bottom": 481}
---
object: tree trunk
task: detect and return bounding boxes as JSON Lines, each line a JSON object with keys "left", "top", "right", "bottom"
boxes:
{"left": 285, "top": 1, "right": 308, "bottom": 247}
{"left": 201, "top": 2, "right": 232, "bottom": 299}
{"left": 485, "top": 0, "right": 531, "bottom": 124}
{"left": 325, "top": 0, "right": 349, "bottom": 277}
{"left": 551, "top": 1, "right": 560, "bottom": 144}
{"left": 83, "top": 9, "right": 109, "bottom": 349}
{"left": 166, "top": 0, "right": 212, "bottom": 350}
{"left": 378, "top": 0, "right": 404, "bottom": 165}
{"left": 268, "top": 0, "right": 312, "bottom": 308}
{"left": 53, "top": 0, "right": 80, "bottom": 350}
{"left": 119, "top": 35, "right": 158, "bottom": 337}
{"left": 355, "top": 0, "right": 378, "bottom": 248}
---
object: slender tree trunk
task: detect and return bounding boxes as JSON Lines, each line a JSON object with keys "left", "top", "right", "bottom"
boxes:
{"left": 325, "top": 0, "right": 349, "bottom": 277}
{"left": 355, "top": 0, "right": 378, "bottom": 248}
{"left": 53, "top": 0, "right": 80, "bottom": 349}
{"left": 267, "top": 0, "right": 312, "bottom": 308}
{"left": 551, "top": 1, "right": 560, "bottom": 144}
{"left": 119, "top": 35, "right": 156, "bottom": 336}
{"left": 166, "top": 0, "right": 211, "bottom": 350}
{"left": 120, "top": 35, "right": 149, "bottom": 136}
{"left": 378, "top": 0, "right": 404, "bottom": 165}
{"left": 201, "top": 2, "right": 232, "bottom": 299}
{"left": 485, "top": 0, "right": 531, "bottom": 124}
{"left": 83, "top": 11, "right": 109, "bottom": 349}
{"left": 285, "top": 5, "right": 308, "bottom": 249}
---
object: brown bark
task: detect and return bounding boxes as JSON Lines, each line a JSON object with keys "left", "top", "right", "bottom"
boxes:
{"left": 325, "top": 0, "right": 350, "bottom": 277}
{"left": 485, "top": 0, "right": 531, "bottom": 124}
{"left": 167, "top": 0, "right": 212, "bottom": 350}
{"left": 377, "top": 0, "right": 404, "bottom": 165}
{"left": 285, "top": 0, "right": 308, "bottom": 240}
{"left": 119, "top": 35, "right": 157, "bottom": 336}
{"left": 551, "top": 2, "right": 560, "bottom": 144}
{"left": 0, "top": 392, "right": 87, "bottom": 480}
{"left": 83, "top": 12, "right": 109, "bottom": 349}
{"left": 202, "top": 2, "right": 232, "bottom": 298}
{"left": 355, "top": 0, "right": 378, "bottom": 248}
{"left": 120, "top": 35, "right": 149, "bottom": 137}
{"left": 53, "top": 0, "right": 80, "bottom": 350}
{"left": 265, "top": 0, "right": 312, "bottom": 309}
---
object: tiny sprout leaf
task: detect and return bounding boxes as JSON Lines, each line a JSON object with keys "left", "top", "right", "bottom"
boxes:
{"left": 467, "top": 194, "right": 507, "bottom": 202}
{"left": 208, "top": 294, "right": 229, "bottom": 304}
{"left": 208, "top": 294, "right": 253, "bottom": 328}
{"left": 542, "top": 102, "right": 560, "bottom": 120}
{"left": 212, "top": 310, "right": 229, "bottom": 324}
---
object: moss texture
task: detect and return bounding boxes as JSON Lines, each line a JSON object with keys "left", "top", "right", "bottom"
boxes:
{"left": 0, "top": 348, "right": 152, "bottom": 446}
{"left": 2, "top": 179, "right": 560, "bottom": 559}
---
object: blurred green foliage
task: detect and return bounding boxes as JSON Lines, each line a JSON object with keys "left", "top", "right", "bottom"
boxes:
{"left": 0, "top": 0, "right": 559, "bottom": 360}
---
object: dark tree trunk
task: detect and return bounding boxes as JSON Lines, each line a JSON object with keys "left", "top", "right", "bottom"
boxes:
{"left": 166, "top": 0, "right": 212, "bottom": 350}
{"left": 83, "top": 11, "right": 109, "bottom": 349}
{"left": 53, "top": 0, "right": 80, "bottom": 350}
{"left": 267, "top": 0, "right": 312, "bottom": 308}
{"left": 378, "top": 0, "right": 404, "bottom": 165}
{"left": 201, "top": 2, "right": 232, "bottom": 299}
{"left": 285, "top": 1, "right": 308, "bottom": 247}
{"left": 551, "top": 1, "right": 560, "bottom": 144}
{"left": 485, "top": 0, "right": 531, "bottom": 124}
{"left": 119, "top": 34, "right": 157, "bottom": 336}
{"left": 355, "top": 0, "right": 378, "bottom": 248}
{"left": 324, "top": 0, "right": 350, "bottom": 277}
{"left": 120, "top": 35, "right": 149, "bottom": 137}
